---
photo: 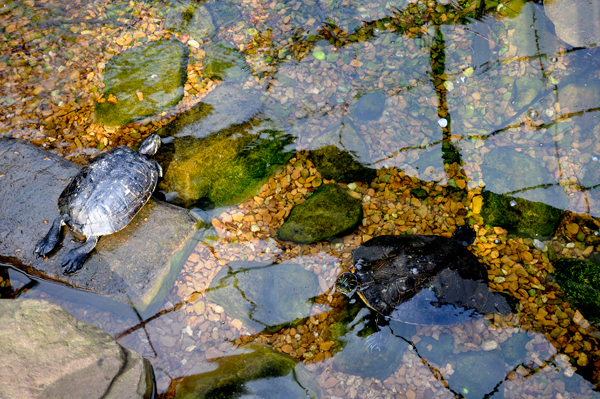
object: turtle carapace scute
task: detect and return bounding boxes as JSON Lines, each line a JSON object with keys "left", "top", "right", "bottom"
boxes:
{"left": 34, "top": 134, "right": 162, "bottom": 274}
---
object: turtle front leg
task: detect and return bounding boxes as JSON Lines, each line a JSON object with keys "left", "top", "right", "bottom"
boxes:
{"left": 153, "top": 160, "right": 163, "bottom": 177}
{"left": 365, "top": 314, "right": 390, "bottom": 352}
{"left": 34, "top": 216, "right": 64, "bottom": 257}
{"left": 62, "top": 235, "right": 99, "bottom": 274}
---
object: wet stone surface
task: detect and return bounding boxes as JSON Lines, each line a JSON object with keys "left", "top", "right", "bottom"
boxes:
{"left": 0, "top": 299, "right": 154, "bottom": 399}
{"left": 95, "top": 39, "right": 189, "bottom": 126}
{"left": 278, "top": 183, "right": 363, "bottom": 244}
{"left": 0, "top": 138, "right": 197, "bottom": 316}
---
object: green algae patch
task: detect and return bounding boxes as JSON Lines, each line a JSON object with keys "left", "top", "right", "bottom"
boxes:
{"left": 207, "top": 261, "right": 319, "bottom": 332}
{"left": 277, "top": 184, "right": 363, "bottom": 244}
{"left": 164, "top": 2, "right": 216, "bottom": 41}
{"left": 480, "top": 190, "right": 564, "bottom": 239}
{"left": 172, "top": 344, "right": 318, "bottom": 399}
{"left": 155, "top": 104, "right": 293, "bottom": 207}
{"left": 311, "top": 145, "right": 376, "bottom": 183}
{"left": 554, "top": 258, "right": 600, "bottom": 325}
{"left": 95, "top": 39, "right": 188, "bottom": 126}
{"left": 201, "top": 42, "right": 249, "bottom": 82}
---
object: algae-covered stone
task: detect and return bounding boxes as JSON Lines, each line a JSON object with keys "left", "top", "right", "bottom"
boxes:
{"left": 95, "top": 39, "right": 188, "bottom": 126}
{"left": 480, "top": 190, "right": 564, "bottom": 239}
{"left": 164, "top": 1, "right": 216, "bottom": 41}
{"left": 172, "top": 344, "right": 319, "bottom": 399}
{"left": 554, "top": 258, "right": 600, "bottom": 325}
{"left": 207, "top": 261, "right": 319, "bottom": 332}
{"left": 278, "top": 184, "right": 363, "bottom": 244}
{"left": 201, "top": 42, "right": 249, "bottom": 83}
{"left": 558, "top": 80, "right": 600, "bottom": 115}
{"left": 310, "top": 121, "right": 376, "bottom": 183}
{"left": 156, "top": 120, "right": 293, "bottom": 208}
{"left": 502, "top": 2, "right": 557, "bottom": 59}
{"left": 481, "top": 148, "right": 568, "bottom": 210}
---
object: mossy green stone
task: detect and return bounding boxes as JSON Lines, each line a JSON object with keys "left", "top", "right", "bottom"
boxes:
{"left": 207, "top": 261, "right": 319, "bottom": 332}
{"left": 95, "top": 39, "right": 188, "bottom": 126}
{"left": 164, "top": 2, "right": 216, "bottom": 41}
{"left": 155, "top": 105, "right": 293, "bottom": 207}
{"left": 173, "top": 344, "right": 317, "bottom": 399}
{"left": 201, "top": 42, "right": 249, "bottom": 82}
{"left": 311, "top": 145, "right": 376, "bottom": 183}
{"left": 277, "top": 184, "right": 363, "bottom": 244}
{"left": 554, "top": 258, "right": 600, "bottom": 325}
{"left": 480, "top": 190, "right": 564, "bottom": 239}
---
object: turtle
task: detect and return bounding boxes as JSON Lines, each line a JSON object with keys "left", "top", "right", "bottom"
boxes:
{"left": 34, "top": 134, "right": 163, "bottom": 274}
{"left": 336, "top": 226, "right": 515, "bottom": 349}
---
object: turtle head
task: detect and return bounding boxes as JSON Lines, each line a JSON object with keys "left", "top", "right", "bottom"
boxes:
{"left": 139, "top": 134, "right": 161, "bottom": 156}
{"left": 336, "top": 272, "right": 358, "bottom": 297}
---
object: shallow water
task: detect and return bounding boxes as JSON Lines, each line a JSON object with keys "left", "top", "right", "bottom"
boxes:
{"left": 2, "top": 0, "right": 600, "bottom": 397}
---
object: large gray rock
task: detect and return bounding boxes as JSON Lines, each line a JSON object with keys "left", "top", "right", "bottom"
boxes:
{"left": 544, "top": 0, "right": 600, "bottom": 48}
{"left": 0, "top": 138, "right": 197, "bottom": 317}
{"left": 0, "top": 299, "right": 154, "bottom": 399}
{"left": 207, "top": 261, "right": 319, "bottom": 332}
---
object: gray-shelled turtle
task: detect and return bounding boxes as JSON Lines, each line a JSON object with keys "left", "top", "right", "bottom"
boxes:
{"left": 336, "top": 226, "right": 514, "bottom": 348}
{"left": 34, "top": 134, "right": 163, "bottom": 273}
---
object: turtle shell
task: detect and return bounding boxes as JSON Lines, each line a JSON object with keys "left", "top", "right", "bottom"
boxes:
{"left": 58, "top": 146, "right": 159, "bottom": 237}
{"left": 351, "top": 234, "right": 512, "bottom": 325}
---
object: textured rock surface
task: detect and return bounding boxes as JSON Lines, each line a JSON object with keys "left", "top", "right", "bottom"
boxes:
{"left": 0, "top": 138, "right": 197, "bottom": 316}
{"left": 95, "top": 39, "right": 188, "bottom": 126}
{"left": 0, "top": 299, "right": 154, "bottom": 399}
{"left": 207, "top": 261, "right": 319, "bottom": 332}
{"left": 544, "top": 0, "right": 600, "bottom": 48}
{"left": 278, "top": 184, "right": 363, "bottom": 243}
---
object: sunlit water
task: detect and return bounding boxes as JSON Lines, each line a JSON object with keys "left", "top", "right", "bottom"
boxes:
{"left": 2, "top": 0, "right": 600, "bottom": 397}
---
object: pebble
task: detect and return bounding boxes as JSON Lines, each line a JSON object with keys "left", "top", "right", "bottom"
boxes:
{"left": 481, "top": 340, "right": 499, "bottom": 351}
{"left": 437, "top": 118, "right": 448, "bottom": 127}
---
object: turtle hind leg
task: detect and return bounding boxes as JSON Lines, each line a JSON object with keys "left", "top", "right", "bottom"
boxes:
{"left": 34, "top": 216, "right": 64, "bottom": 257}
{"left": 62, "top": 235, "right": 99, "bottom": 274}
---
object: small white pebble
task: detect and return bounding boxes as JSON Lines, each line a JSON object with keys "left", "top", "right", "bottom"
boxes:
{"left": 214, "top": 305, "right": 225, "bottom": 314}
{"left": 438, "top": 118, "right": 448, "bottom": 127}
{"left": 188, "top": 39, "right": 200, "bottom": 48}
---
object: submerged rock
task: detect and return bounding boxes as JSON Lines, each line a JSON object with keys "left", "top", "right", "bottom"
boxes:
{"left": 333, "top": 319, "right": 414, "bottom": 380}
{"left": 171, "top": 344, "right": 319, "bottom": 399}
{"left": 481, "top": 148, "right": 568, "bottom": 210}
{"left": 544, "top": 0, "right": 600, "bottom": 48}
{"left": 352, "top": 90, "right": 386, "bottom": 121}
{"left": 0, "top": 299, "right": 154, "bottom": 399}
{"left": 310, "top": 121, "right": 376, "bottom": 183}
{"left": 277, "top": 184, "right": 363, "bottom": 244}
{"left": 554, "top": 258, "right": 600, "bottom": 325}
{"left": 95, "top": 39, "right": 189, "bottom": 126}
{"left": 0, "top": 138, "right": 197, "bottom": 316}
{"left": 155, "top": 100, "right": 293, "bottom": 207}
{"left": 161, "top": 84, "right": 264, "bottom": 139}
{"left": 207, "top": 261, "right": 319, "bottom": 332}
{"left": 164, "top": 0, "right": 240, "bottom": 42}
{"left": 480, "top": 190, "right": 564, "bottom": 239}
{"left": 201, "top": 42, "right": 249, "bottom": 83}
{"left": 164, "top": 1, "right": 216, "bottom": 41}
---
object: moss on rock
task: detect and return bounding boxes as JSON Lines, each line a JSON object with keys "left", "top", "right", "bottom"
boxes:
{"left": 277, "top": 184, "right": 363, "bottom": 244}
{"left": 554, "top": 258, "right": 600, "bottom": 325}
{"left": 155, "top": 106, "right": 293, "bottom": 207}
{"left": 480, "top": 190, "right": 564, "bottom": 239}
{"left": 95, "top": 39, "right": 188, "bottom": 126}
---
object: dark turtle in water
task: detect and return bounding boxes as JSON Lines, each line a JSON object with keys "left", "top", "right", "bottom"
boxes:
{"left": 336, "top": 226, "right": 514, "bottom": 348}
{"left": 34, "top": 134, "right": 162, "bottom": 274}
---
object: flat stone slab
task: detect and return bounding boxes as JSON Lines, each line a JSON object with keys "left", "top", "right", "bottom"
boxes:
{"left": 0, "top": 299, "right": 154, "bottom": 399}
{"left": 0, "top": 138, "right": 197, "bottom": 316}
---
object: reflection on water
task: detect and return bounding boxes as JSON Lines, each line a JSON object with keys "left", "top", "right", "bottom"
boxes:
{"left": 3, "top": 0, "right": 600, "bottom": 397}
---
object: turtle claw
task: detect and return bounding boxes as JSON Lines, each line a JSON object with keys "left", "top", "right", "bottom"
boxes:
{"left": 34, "top": 217, "right": 63, "bottom": 257}
{"left": 61, "top": 236, "right": 99, "bottom": 274}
